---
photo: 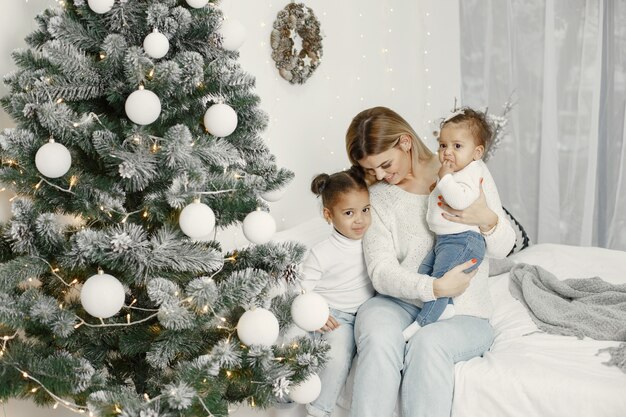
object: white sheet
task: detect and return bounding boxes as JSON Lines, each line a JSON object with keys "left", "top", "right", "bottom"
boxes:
{"left": 452, "top": 244, "right": 626, "bottom": 417}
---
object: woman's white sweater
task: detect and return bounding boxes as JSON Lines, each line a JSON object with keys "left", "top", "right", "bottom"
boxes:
{"left": 363, "top": 174, "right": 515, "bottom": 319}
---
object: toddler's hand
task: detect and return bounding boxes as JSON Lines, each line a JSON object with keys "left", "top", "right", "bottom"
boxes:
{"left": 438, "top": 160, "right": 454, "bottom": 178}
{"left": 317, "top": 315, "right": 340, "bottom": 333}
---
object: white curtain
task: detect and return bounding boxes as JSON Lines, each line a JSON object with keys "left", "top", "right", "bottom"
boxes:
{"left": 459, "top": 0, "right": 626, "bottom": 250}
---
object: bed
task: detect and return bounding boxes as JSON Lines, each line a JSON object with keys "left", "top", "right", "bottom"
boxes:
{"left": 274, "top": 218, "right": 626, "bottom": 417}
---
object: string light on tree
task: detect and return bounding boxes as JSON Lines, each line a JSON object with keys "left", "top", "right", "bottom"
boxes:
{"left": 185, "top": 0, "right": 208, "bottom": 8}
{"left": 219, "top": 19, "right": 247, "bottom": 51}
{"left": 179, "top": 200, "right": 216, "bottom": 239}
{"left": 80, "top": 270, "right": 125, "bottom": 319}
{"left": 125, "top": 86, "right": 161, "bottom": 125}
{"left": 289, "top": 373, "right": 322, "bottom": 404}
{"left": 203, "top": 102, "right": 238, "bottom": 137}
{"left": 236, "top": 307, "right": 279, "bottom": 347}
{"left": 291, "top": 292, "right": 329, "bottom": 331}
{"left": 242, "top": 209, "right": 276, "bottom": 244}
{"left": 87, "top": 0, "right": 114, "bottom": 14}
{"left": 143, "top": 29, "right": 169, "bottom": 59}
{"left": 35, "top": 139, "right": 71, "bottom": 178}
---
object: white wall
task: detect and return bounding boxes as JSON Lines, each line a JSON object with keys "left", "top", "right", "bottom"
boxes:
{"left": 0, "top": 1, "right": 460, "bottom": 416}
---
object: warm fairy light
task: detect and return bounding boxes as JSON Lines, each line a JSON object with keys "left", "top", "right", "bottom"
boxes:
{"left": 143, "top": 393, "right": 150, "bottom": 401}
{"left": 142, "top": 211, "right": 148, "bottom": 218}
{"left": 99, "top": 52, "right": 106, "bottom": 60}
{"left": 114, "top": 405, "right": 122, "bottom": 413}
{"left": 56, "top": 98, "right": 64, "bottom": 104}
{"left": 22, "top": 372, "right": 29, "bottom": 378}
{"left": 70, "top": 279, "right": 78, "bottom": 285}
{"left": 53, "top": 403, "right": 59, "bottom": 409}
{"left": 126, "top": 314, "right": 131, "bottom": 324}
{"left": 226, "top": 371, "right": 232, "bottom": 377}
{"left": 69, "top": 175, "right": 78, "bottom": 188}
{"left": 31, "top": 387, "right": 38, "bottom": 393}
{"left": 202, "top": 305, "right": 209, "bottom": 313}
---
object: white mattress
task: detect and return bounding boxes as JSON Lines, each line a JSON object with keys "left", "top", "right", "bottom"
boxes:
{"left": 452, "top": 243, "right": 626, "bottom": 417}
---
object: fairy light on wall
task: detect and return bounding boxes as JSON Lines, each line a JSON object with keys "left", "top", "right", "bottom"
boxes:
{"left": 421, "top": 4, "right": 434, "bottom": 143}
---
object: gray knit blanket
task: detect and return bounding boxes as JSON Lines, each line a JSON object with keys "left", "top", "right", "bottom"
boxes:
{"left": 508, "top": 263, "right": 626, "bottom": 372}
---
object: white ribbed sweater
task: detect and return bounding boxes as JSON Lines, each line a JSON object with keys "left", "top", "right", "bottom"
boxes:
{"left": 363, "top": 177, "right": 515, "bottom": 319}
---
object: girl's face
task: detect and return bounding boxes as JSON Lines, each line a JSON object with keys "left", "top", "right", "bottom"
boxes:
{"left": 357, "top": 135, "right": 412, "bottom": 185}
{"left": 323, "top": 189, "right": 371, "bottom": 240}
{"left": 438, "top": 124, "right": 484, "bottom": 171}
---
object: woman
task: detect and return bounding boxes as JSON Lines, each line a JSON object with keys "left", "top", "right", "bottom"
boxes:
{"left": 345, "top": 106, "right": 515, "bottom": 417}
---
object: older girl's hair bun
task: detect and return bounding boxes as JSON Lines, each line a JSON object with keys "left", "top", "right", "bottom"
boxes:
{"left": 311, "top": 173, "right": 331, "bottom": 196}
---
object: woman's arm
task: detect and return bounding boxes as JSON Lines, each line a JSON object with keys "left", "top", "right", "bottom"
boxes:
{"left": 363, "top": 206, "right": 477, "bottom": 301}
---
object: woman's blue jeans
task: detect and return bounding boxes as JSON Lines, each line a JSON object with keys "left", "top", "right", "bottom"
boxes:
{"left": 351, "top": 294, "right": 494, "bottom": 417}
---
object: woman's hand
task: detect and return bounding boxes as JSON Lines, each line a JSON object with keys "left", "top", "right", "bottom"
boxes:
{"left": 432, "top": 259, "right": 478, "bottom": 298}
{"left": 439, "top": 178, "right": 498, "bottom": 232}
{"left": 317, "top": 315, "right": 340, "bottom": 333}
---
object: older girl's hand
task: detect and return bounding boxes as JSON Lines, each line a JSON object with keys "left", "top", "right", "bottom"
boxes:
{"left": 317, "top": 315, "right": 340, "bottom": 333}
{"left": 432, "top": 259, "right": 478, "bottom": 298}
{"left": 439, "top": 178, "right": 498, "bottom": 232}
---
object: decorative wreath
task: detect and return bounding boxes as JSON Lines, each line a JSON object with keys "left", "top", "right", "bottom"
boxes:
{"left": 270, "top": 3, "right": 323, "bottom": 84}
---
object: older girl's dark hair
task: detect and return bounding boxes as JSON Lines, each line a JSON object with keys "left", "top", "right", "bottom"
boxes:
{"left": 310, "top": 166, "right": 367, "bottom": 209}
{"left": 441, "top": 107, "right": 493, "bottom": 147}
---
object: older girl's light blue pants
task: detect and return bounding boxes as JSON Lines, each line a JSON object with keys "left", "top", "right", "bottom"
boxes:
{"left": 350, "top": 294, "right": 494, "bottom": 417}
{"left": 306, "top": 308, "right": 357, "bottom": 417}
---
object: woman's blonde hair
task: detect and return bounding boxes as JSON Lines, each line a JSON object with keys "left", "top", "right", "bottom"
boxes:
{"left": 345, "top": 107, "right": 433, "bottom": 182}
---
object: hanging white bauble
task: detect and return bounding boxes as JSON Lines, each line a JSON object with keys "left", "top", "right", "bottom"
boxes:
{"left": 261, "top": 188, "right": 286, "bottom": 202}
{"left": 219, "top": 19, "right": 247, "bottom": 51}
{"left": 125, "top": 88, "right": 161, "bottom": 125}
{"left": 87, "top": 0, "right": 114, "bottom": 14}
{"left": 291, "top": 292, "right": 329, "bottom": 332}
{"left": 35, "top": 140, "right": 72, "bottom": 178}
{"left": 0, "top": 186, "right": 16, "bottom": 223}
{"left": 237, "top": 307, "right": 279, "bottom": 347}
{"left": 203, "top": 103, "right": 238, "bottom": 137}
{"left": 179, "top": 201, "right": 216, "bottom": 239}
{"left": 242, "top": 210, "right": 276, "bottom": 245}
{"left": 80, "top": 271, "right": 125, "bottom": 319}
{"left": 289, "top": 373, "right": 322, "bottom": 404}
{"left": 185, "top": 0, "right": 208, "bottom": 8}
{"left": 143, "top": 29, "right": 169, "bottom": 59}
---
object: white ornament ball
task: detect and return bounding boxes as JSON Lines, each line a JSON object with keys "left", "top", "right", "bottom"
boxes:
{"left": 80, "top": 272, "right": 125, "bottom": 319}
{"left": 219, "top": 19, "right": 247, "bottom": 51}
{"left": 261, "top": 188, "right": 286, "bottom": 202}
{"left": 185, "top": 0, "right": 208, "bottom": 8}
{"left": 289, "top": 373, "right": 322, "bottom": 404}
{"left": 291, "top": 292, "right": 329, "bottom": 332}
{"left": 87, "top": 0, "right": 114, "bottom": 14}
{"left": 203, "top": 103, "right": 238, "bottom": 137}
{"left": 143, "top": 30, "right": 169, "bottom": 59}
{"left": 179, "top": 201, "right": 216, "bottom": 239}
{"left": 237, "top": 307, "right": 280, "bottom": 347}
{"left": 242, "top": 210, "right": 276, "bottom": 245}
{"left": 125, "top": 89, "right": 161, "bottom": 125}
{"left": 35, "top": 141, "right": 72, "bottom": 178}
{"left": 0, "top": 186, "right": 16, "bottom": 223}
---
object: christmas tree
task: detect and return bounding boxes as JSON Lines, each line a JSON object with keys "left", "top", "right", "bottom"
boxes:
{"left": 0, "top": 1, "right": 327, "bottom": 416}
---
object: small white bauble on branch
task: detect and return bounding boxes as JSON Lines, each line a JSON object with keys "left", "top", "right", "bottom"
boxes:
{"left": 203, "top": 103, "right": 238, "bottom": 137}
{"left": 35, "top": 139, "right": 72, "bottom": 178}
{"left": 242, "top": 209, "right": 276, "bottom": 245}
{"left": 87, "top": 0, "right": 114, "bottom": 14}
{"left": 185, "top": 0, "right": 208, "bottom": 8}
{"left": 143, "top": 29, "right": 169, "bottom": 59}
{"left": 179, "top": 200, "right": 216, "bottom": 239}
{"left": 291, "top": 292, "right": 329, "bottom": 332}
{"left": 125, "top": 87, "right": 161, "bottom": 125}
{"left": 261, "top": 188, "right": 286, "bottom": 202}
{"left": 219, "top": 19, "right": 247, "bottom": 51}
{"left": 236, "top": 307, "right": 280, "bottom": 347}
{"left": 80, "top": 270, "right": 125, "bottom": 319}
{"left": 289, "top": 373, "right": 322, "bottom": 404}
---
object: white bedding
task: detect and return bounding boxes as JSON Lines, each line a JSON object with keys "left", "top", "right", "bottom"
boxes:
{"left": 453, "top": 243, "right": 626, "bottom": 417}
{"left": 274, "top": 219, "right": 626, "bottom": 417}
